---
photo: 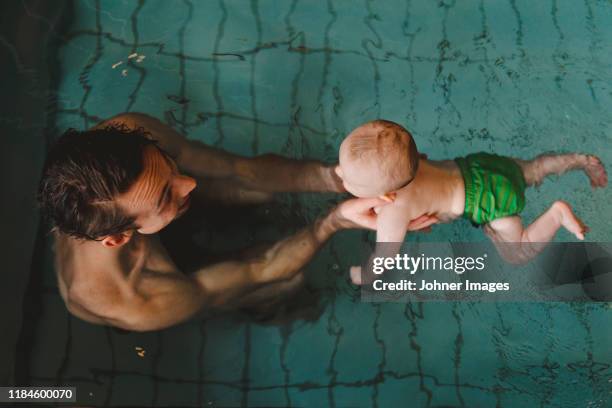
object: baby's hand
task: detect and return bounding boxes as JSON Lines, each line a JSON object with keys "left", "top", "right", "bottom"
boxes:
{"left": 374, "top": 192, "right": 397, "bottom": 214}
{"left": 350, "top": 266, "right": 362, "bottom": 285}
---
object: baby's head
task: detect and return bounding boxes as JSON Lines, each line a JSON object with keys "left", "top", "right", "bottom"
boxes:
{"left": 336, "top": 120, "right": 419, "bottom": 198}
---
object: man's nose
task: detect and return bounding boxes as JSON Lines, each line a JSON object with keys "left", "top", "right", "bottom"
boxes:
{"left": 176, "top": 175, "right": 197, "bottom": 197}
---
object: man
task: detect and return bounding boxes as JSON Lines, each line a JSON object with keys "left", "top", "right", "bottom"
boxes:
{"left": 38, "top": 113, "right": 434, "bottom": 331}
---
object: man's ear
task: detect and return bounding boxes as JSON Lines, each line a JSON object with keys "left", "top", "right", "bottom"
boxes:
{"left": 101, "top": 230, "right": 134, "bottom": 248}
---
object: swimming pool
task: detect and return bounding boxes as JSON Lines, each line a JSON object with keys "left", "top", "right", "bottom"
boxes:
{"left": 16, "top": 0, "right": 612, "bottom": 406}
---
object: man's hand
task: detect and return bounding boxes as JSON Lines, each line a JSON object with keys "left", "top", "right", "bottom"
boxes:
{"left": 406, "top": 214, "right": 437, "bottom": 232}
{"left": 332, "top": 198, "right": 438, "bottom": 232}
{"left": 332, "top": 197, "right": 390, "bottom": 230}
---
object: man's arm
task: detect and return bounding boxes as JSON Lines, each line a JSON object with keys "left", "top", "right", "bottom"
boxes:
{"left": 83, "top": 197, "right": 386, "bottom": 331}
{"left": 97, "top": 112, "right": 343, "bottom": 192}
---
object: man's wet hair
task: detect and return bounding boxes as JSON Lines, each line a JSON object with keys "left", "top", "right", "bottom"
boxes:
{"left": 38, "top": 125, "right": 158, "bottom": 240}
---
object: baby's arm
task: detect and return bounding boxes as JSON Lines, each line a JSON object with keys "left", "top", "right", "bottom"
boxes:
{"left": 376, "top": 202, "right": 412, "bottom": 242}
{"left": 351, "top": 203, "right": 411, "bottom": 285}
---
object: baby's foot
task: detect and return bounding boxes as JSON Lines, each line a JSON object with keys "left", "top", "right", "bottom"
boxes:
{"left": 553, "top": 200, "right": 589, "bottom": 240}
{"left": 350, "top": 266, "right": 362, "bottom": 285}
{"left": 583, "top": 155, "right": 607, "bottom": 188}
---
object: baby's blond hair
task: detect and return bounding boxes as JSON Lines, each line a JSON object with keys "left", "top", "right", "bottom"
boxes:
{"left": 340, "top": 120, "right": 419, "bottom": 194}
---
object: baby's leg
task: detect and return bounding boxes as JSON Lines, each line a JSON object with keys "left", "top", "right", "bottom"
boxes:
{"left": 513, "top": 153, "right": 607, "bottom": 188}
{"left": 484, "top": 201, "right": 588, "bottom": 264}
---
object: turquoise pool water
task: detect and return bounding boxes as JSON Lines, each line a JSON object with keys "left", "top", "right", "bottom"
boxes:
{"left": 23, "top": 0, "right": 612, "bottom": 406}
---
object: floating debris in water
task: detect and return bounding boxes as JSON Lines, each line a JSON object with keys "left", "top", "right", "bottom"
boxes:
{"left": 127, "top": 52, "right": 146, "bottom": 63}
{"left": 112, "top": 61, "right": 123, "bottom": 69}
{"left": 121, "top": 69, "right": 128, "bottom": 77}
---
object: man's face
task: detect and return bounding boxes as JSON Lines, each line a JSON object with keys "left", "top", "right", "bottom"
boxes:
{"left": 116, "top": 145, "right": 197, "bottom": 235}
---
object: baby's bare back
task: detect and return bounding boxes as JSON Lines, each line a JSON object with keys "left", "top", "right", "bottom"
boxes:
{"left": 394, "top": 159, "right": 465, "bottom": 225}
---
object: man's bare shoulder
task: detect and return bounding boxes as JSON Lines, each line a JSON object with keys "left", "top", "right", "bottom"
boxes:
{"left": 54, "top": 232, "right": 123, "bottom": 302}
{"left": 54, "top": 232, "right": 155, "bottom": 320}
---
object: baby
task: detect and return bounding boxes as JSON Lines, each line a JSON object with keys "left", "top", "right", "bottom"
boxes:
{"left": 336, "top": 120, "right": 608, "bottom": 283}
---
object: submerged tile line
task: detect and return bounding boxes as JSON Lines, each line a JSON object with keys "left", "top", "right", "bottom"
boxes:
{"left": 62, "top": 25, "right": 562, "bottom": 69}
{"left": 282, "top": 0, "right": 301, "bottom": 156}
{"left": 176, "top": 0, "right": 194, "bottom": 136}
{"left": 432, "top": 0, "right": 462, "bottom": 153}
{"left": 284, "top": 76, "right": 310, "bottom": 246}
{"left": 451, "top": 303, "right": 466, "bottom": 407}
{"left": 491, "top": 304, "right": 514, "bottom": 407}
{"left": 61, "top": 29, "right": 215, "bottom": 62}
{"left": 325, "top": 300, "right": 343, "bottom": 408}
{"left": 508, "top": 0, "right": 524, "bottom": 48}
{"left": 404, "top": 301, "right": 433, "bottom": 407}
{"left": 249, "top": 0, "right": 263, "bottom": 155}
{"left": 583, "top": 0, "right": 600, "bottom": 61}
{"left": 536, "top": 305, "right": 561, "bottom": 407}
{"left": 362, "top": 0, "right": 383, "bottom": 120}
{"left": 572, "top": 304, "right": 606, "bottom": 398}
{"left": 211, "top": 0, "right": 228, "bottom": 147}
{"left": 371, "top": 303, "right": 386, "bottom": 408}
{"left": 475, "top": 0, "right": 496, "bottom": 128}
{"left": 124, "top": 0, "right": 147, "bottom": 114}
{"left": 278, "top": 323, "right": 293, "bottom": 407}
{"left": 402, "top": 0, "right": 420, "bottom": 127}
{"left": 583, "top": 0, "right": 601, "bottom": 104}
{"left": 315, "top": 0, "right": 337, "bottom": 134}
{"left": 283, "top": 2, "right": 309, "bottom": 161}
{"left": 31, "top": 365, "right": 512, "bottom": 393}
{"left": 58, "top": 106, "right": 327, "bottom": 138}
{"left": 551, "top": 0, "right": 568, "bottom": 92}
{"left": 75, "top": 0, "right": 103, "bottom": 130}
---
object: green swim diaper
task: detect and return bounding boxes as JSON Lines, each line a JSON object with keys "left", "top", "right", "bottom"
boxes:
{"left": 455, "top": 152, "right": 527, "bottom": 225}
